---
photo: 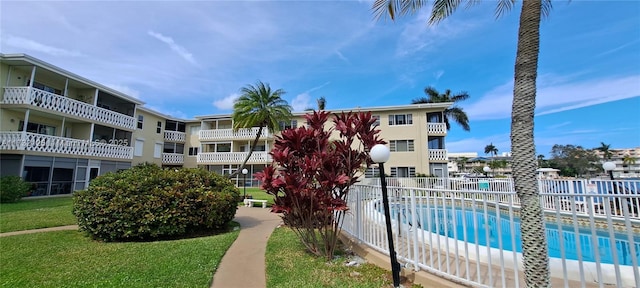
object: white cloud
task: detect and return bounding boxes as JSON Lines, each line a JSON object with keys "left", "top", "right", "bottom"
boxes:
{"left": 105, "top": 84, "right": 141, "bottom": 99}
{"left": 291, "top": 93, "right": 311, "bottom": 112}
{"left": 335, "top": 50, "right": 350, "bottom": 64}
{"left": 465, "top": 74, "right": 640, "bottom": 120}
{"left": 434, "top": 70, "right": 444, "bottom": 80}
{"left": 6, "top": 35, "right": 83, "bottom": 57}
{"left": 147, "top": 30, "right": 197, "bottom": 65}
{"left": 213, "top": 93, "right": 240, "bottom": 110}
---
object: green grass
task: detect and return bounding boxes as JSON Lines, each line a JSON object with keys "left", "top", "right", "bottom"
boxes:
{"left": 0, "top": 224, "right": 240, "bottom": 288}
{"left": 239, "top": 187, "right": 275, "bottom": 207}
{"left": 266, "top": 226, "right": 420, "bottom": 288}
{"left": 0, "top": 196, "right": 76, "bottom": 233}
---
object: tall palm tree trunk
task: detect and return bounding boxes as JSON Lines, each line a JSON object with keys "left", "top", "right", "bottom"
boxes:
{"left": 227, "top": 126, "right": 264, "bottom": 179}
{"left": 511, "top": 0, "right": 550, "bottom": 287}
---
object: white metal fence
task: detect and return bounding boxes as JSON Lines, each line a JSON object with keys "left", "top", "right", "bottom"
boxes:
{"left": 343, "top": 178, "right": 640, "bottom": 288}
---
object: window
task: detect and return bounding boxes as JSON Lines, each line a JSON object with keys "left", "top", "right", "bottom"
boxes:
{"left": 390, "top": 167, "right": 415, "bottom": 177}
{"left": 428, "top": 136, "right": 444, "bottom": 149}
{"left": 33, "top": 81, "right": 62, "bottom": 95}
{"left": 188, "top": 147, "right": 199, "bottom": 156}
{"left": 19, "top": 121, "right": 56, "bottom": 136}
{"left": 364, "top": 167, "right": 378, "bottom": 178}
{"left": 134, "top": 139, "right": 144, "bottom": 156}
{"left": 390, "top": 140, "right": 414, "bottom": 152}
{"left": 137, "top": 115, "right": 144, "bottom": 129}
{"left": 427, "top": 112, "right": 443, "bottom": 123}
{"left": 388, "top": 114, "right": 413, "bottom": 125}
{"left": 154, "top": 143, "right": 162, "bottom": 158}
{"left": 156, "top": 121, "right": 162, "bottom": 133}
{"left": 278, "top": 120, "right": 298, "bottom": 131}
{"left": 216, "top": 143, "right": 231, "bottom": 152}
{"left": 372, "top": 115, "right": 380, "bottom": 126}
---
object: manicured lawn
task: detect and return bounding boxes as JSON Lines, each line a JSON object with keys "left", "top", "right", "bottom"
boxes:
{"left": 239, "top": 187, "right": 275, "bottom": 207}
{"left": 0, "top": 224, "right": 240, "bottom": 287}
{"left": 0, "top": 196, "right": 76, "bottom": 233}
{"left": 266, "top": 226, "right": 421, "bottom": 288}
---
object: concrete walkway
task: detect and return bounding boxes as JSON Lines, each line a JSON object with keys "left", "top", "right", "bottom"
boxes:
{"left": 0, "top": 225, "right": 78, "bottom": 237}
{"left": 210, "top": 206, "right": 282, "bottom": 288}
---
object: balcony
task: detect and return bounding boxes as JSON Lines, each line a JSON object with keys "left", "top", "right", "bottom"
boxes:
{"left": 427, "top": 122, "right": 447, "bottom": 134}
{"left": 162, "top": 153, "right": 184, "bottom": 165}
{"left": 199, "top": 127, "right": 271, "bottom": 141}
{"left": 2, "top": 87, "right": 136, "bottom": 130}
{"left": 197, "top": 152, "right": 272, "bottom": 164}
{"left": 429, "top": 149, "right": 448, "bottom": 162}
{"left": 164, "top": 131, "right": 186, "bottom": 143}
{"left": 0, "top": 131, "right": 133, "bottom": 160}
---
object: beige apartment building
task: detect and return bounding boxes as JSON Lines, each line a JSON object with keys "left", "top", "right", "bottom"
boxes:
{"left": 0, "top": 53, "right": 452, "bottom": 197}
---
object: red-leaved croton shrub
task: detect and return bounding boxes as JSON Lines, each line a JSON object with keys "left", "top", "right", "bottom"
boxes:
{"left": 255, "top": 110, "right": 385, "bottom": 259}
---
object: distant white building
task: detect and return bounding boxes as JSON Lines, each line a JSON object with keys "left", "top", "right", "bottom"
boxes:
{"left": 594, "top": 147, "right": 640, "bottom": 178}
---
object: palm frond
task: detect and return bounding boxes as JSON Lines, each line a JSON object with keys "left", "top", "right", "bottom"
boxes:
{"left": 411, "top": 96, "right": 431, "bottom": 104}
{"left": 447, "top": 106, "right": 470, "bottom": 131}
{"left": 429, "top": 0, "right": 463, "bottom": 25}
{"left": 495, "top": 0, "right": 515, "bottom": 19}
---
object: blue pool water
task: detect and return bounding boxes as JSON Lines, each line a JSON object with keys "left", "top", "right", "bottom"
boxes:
{"left": 392, "top": 205, "right": 640, "bottom": 266}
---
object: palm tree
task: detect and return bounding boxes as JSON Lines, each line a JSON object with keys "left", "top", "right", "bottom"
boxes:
{"left": 411, "top": 86, "right": 470, "bottom": 131}
{"left": 484, "top": 143, "right": 499, "bottom": 158}
{"left": 623, "top": 154, "right": 637, "bottom": 166}
{"left": 537, "top": 154, "right": 546, "bottom": 168}
{"left": 373, "top": 0, "right": 551, "bottom": 286}
{"left": 458, "top": 156, "right": 469, "bottom": 173}
{"left": 229, "top": 81, "right": 292, "bottom": 178}
{"left": 317, "top": 96, "right": 326, "bottom": 110}
{"left": 596, "top": 142, "right": 613, "bottom": 160}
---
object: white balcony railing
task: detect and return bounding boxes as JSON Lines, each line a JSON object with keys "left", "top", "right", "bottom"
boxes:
{"left": 162, "top": 153, "right": 184, "bottom": 164}
{"left": 2, "top": 87, "right": 136, "bottom": 130}
{"left": 197, "top": 152, "right": 272, "bottom": 164}
{"left": 0, "top": 131, "right": 132, "bottom": 160}
{"left": 199, "top": 127, "right": 271, "bottom": 141}
{"left": 164, "top": 131, "right": 186, "bottom": 143}
{"left": 427, "top": 122, "right": 447, "bottom": 134}
{"left": 428, "top": 149, "right": 448, "bottom": 161}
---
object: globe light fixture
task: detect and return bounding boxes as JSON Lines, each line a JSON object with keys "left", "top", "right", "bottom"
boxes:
{"left": 370, "top": 144, "right": 400, "bottom": 288}
{"left": 241, "top": 168, "right": 249, "bottom": 199}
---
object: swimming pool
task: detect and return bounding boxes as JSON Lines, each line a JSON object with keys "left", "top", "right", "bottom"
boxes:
{"left": 392, "top": 205, "right": 640, "bottom": 266}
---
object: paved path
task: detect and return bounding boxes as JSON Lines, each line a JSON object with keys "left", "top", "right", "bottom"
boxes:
{"left": 210, "top": 206, "right": 282, "bottom": 288}
{"left": 0, "top": 225, "right": 78, "bottom": 237}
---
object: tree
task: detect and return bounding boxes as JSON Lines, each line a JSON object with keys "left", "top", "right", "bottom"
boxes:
{"left": 256, "top": 111, "right": 384, "bottom": 260}
{"left": 596, "top": 142, "right": 613, "bottom": 160}
{"left": 229, "top": 81, "right": 293, "bottom": 178}
{"left": 484, "top": 143, "right": 499, "bottom": 157}
{"left": 411, "top": 86, "right": 470, "bottom": 131}
{"left": 372, "top": 0, "right": 552, "bottom": 286}
{"left": 457, "top": 156, "right": 469, "bottom": 173}
{"left": 622, "top": 154, "right": 636, "bottom": 173}
{"left": 317, "top": 96, "right": 326, "bottom": 110}
{"left": 537, "top": 154, "right": 548, "bottom": 168}
{"left": 548, "top": 144, "right": 600, "bottom": 177}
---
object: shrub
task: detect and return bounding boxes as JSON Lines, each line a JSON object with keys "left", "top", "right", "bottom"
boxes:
{"left": 0, "top": 176, "right": 30, "bottom": 203}
{"left": 256, "top": 111, "right": 384, "bottom": 260}
{"left": 73, "top": 164, "right": 239, "bottom": 241}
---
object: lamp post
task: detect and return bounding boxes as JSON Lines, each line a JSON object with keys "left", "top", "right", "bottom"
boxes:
{"left": 483, "top": 166, "right": 491, "bottom": 177}
{"left": 603, "top": 161, "right": 615, "bottom": 181}
{"left": 370, "top": 144, "right": 401, "bottom": 288}
{"left": 241, "top": 168, "right": 248, "bottom": 199}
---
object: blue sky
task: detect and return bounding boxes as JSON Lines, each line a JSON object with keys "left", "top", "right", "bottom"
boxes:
{"left": 1, "top": 1, "right": 639, "bottom": 156}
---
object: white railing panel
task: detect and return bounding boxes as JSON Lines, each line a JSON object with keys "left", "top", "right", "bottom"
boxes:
{"left": 198, "top": 127, "right": 271, "bottom": 141}
{"left": 2, "top": 87, "right": 136, "bottom": 130}
{"left": 428, "top": 149, "right": 448, "bottom": 161}
{"left": 427, "top": 122, "right": 447, "bottom": 134}
{"left": 345, "top": 178, "right": 640, "bottom": 288}
{"left": 163, "top": 131, "right": 186, "bottom": 143}
{"left": 196, "top": 152, "right": 272, "bottom": 164}
{"left": 162, "top": 153, "right": 184, "bottom": 164}
{"left": 0, "top": 131, "right": 132, "bottom": 160}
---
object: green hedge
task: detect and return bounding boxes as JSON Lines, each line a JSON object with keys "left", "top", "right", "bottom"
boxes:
{"left": 0, "top": 176, "right": 30, "bottom": 203}
{"left": 73, "top": 164, "right": 239, "bottom": 241}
